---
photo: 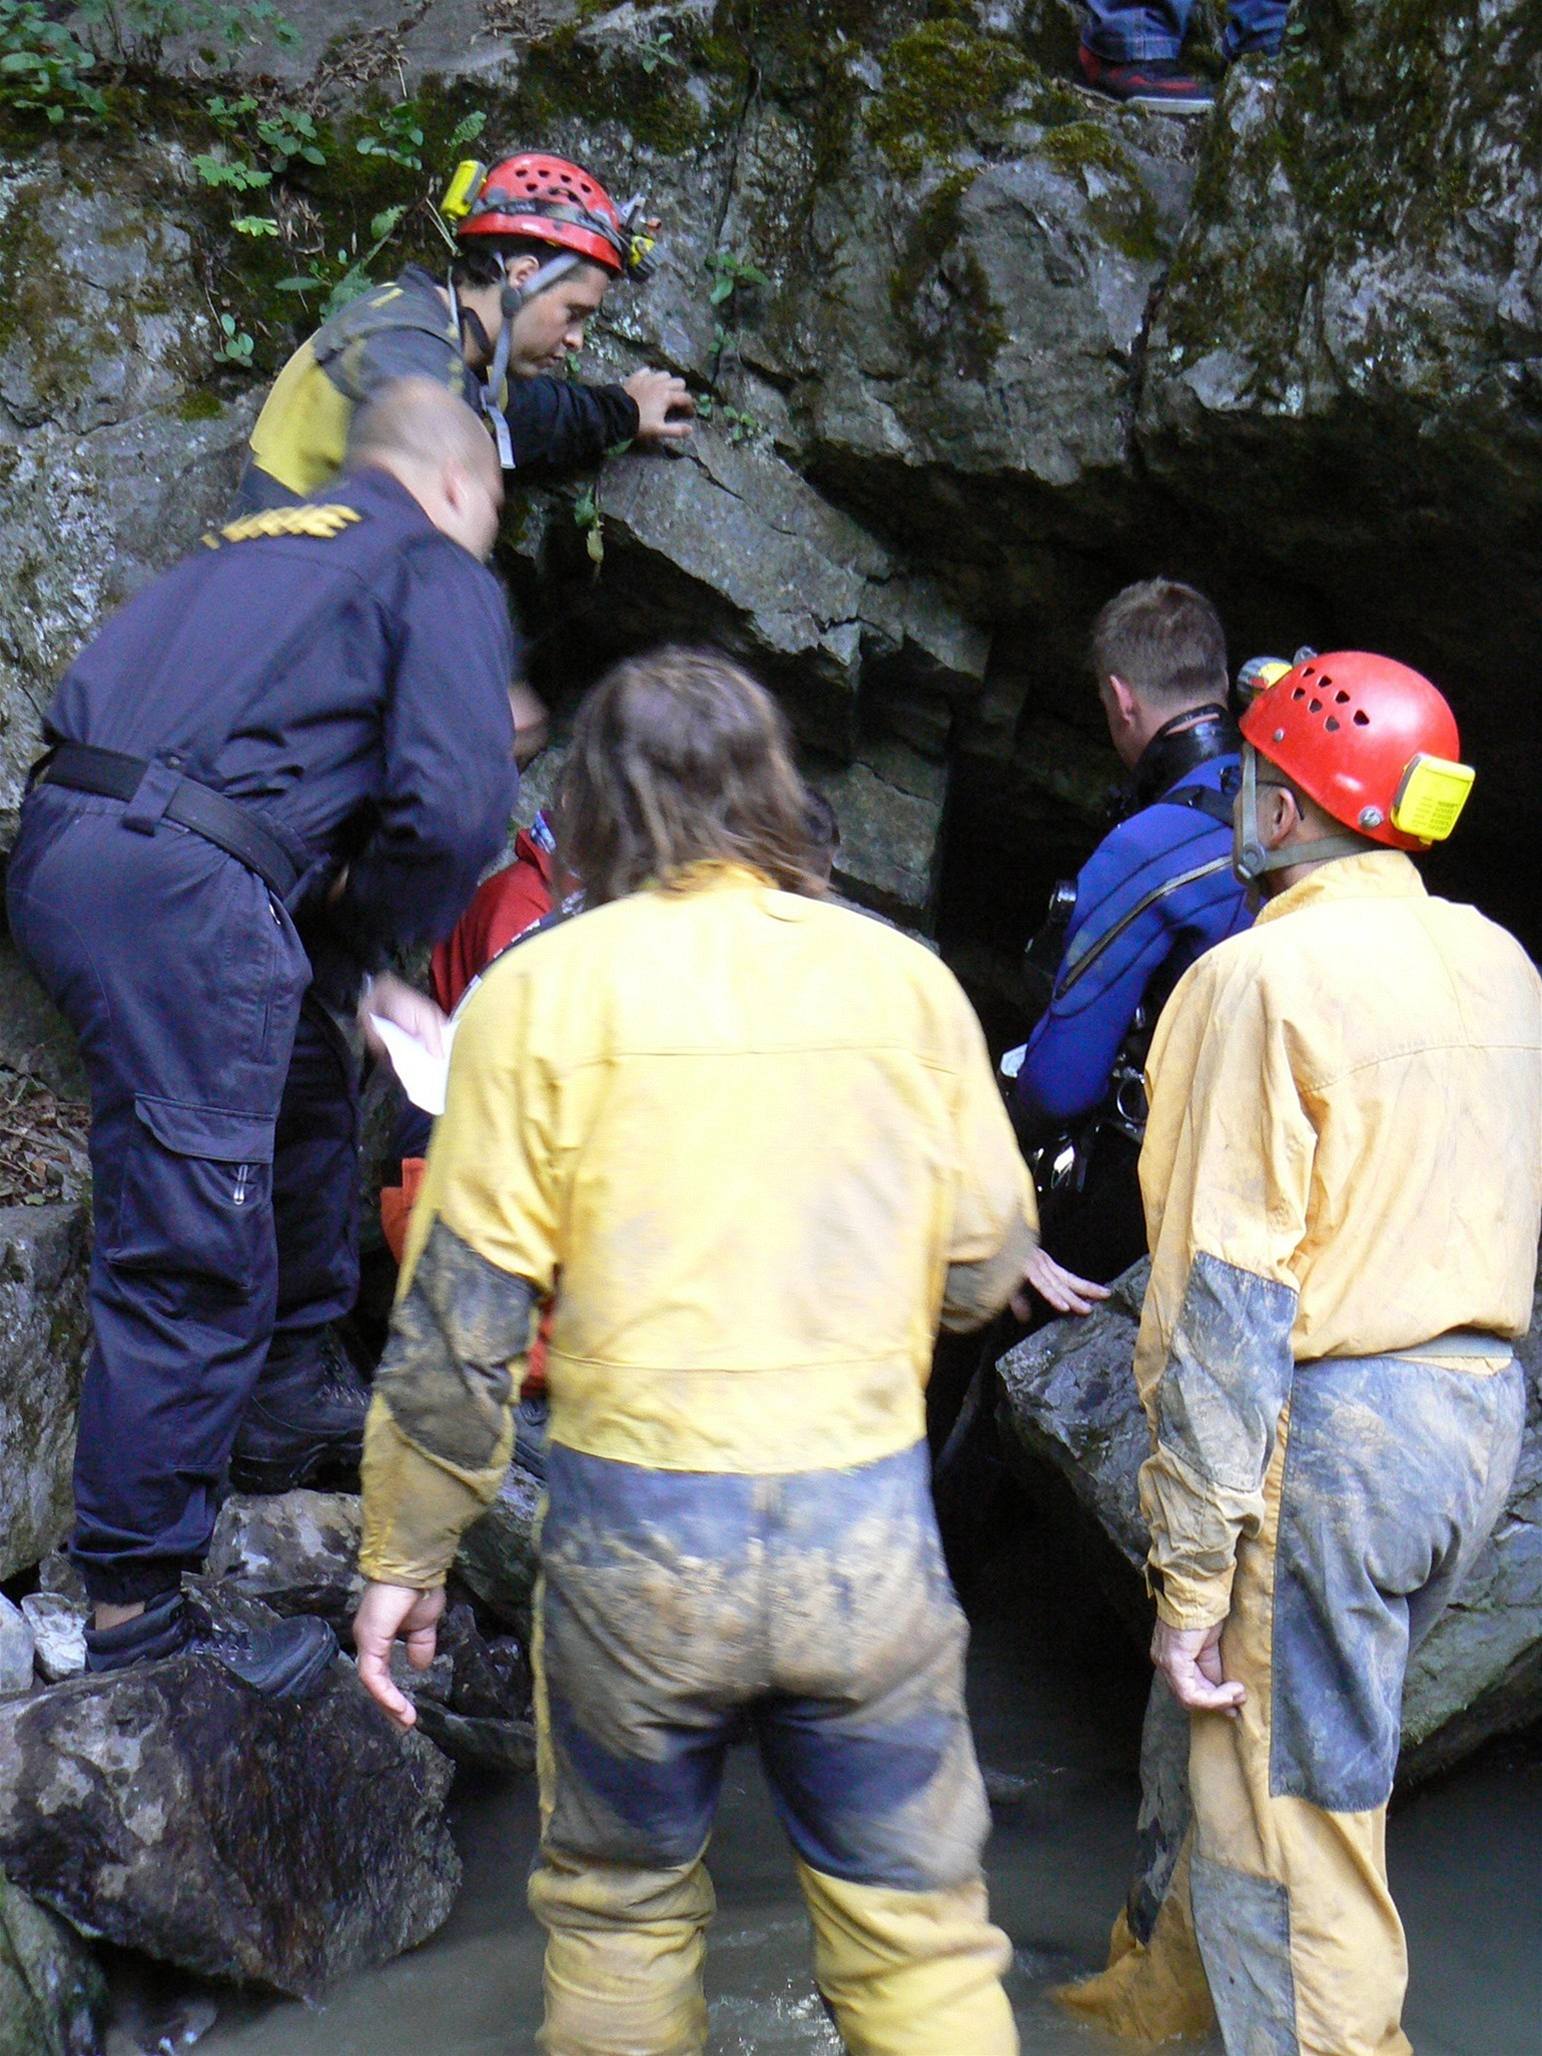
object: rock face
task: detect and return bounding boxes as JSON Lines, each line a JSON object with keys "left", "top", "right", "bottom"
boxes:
{"left": 3, "top": 1, "right": 1538, "bottom": 954}
{"left": 0, "top": 1871, "right": 105, "bottom": 2056}
{"left": 0, "top": 1620, "right": 459, "bottom": 2000}
{"left": 997, "top": 1254, "right": 1542, "bottom": 1780}
{"left": 0, "top": 1204, "right": 90, "bottom": 1580}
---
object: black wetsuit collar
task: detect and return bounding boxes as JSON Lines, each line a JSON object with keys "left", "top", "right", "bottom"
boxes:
{"left": 1129, "top": 702, "right": 1239, "bottom": 810}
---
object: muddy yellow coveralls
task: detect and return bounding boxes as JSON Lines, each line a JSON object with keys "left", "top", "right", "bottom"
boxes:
{"left": 359, "top": 863, "right": 1035, "bottom": 2055}
{"left": 1061, "top": 851, "right": 1542, "bottom": 2055}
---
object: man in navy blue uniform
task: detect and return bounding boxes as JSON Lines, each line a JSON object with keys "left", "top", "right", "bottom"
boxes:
{"left": 1013, "top": 579, "right": 1251, "bottom": 1282}
{"left": 6, "top": 378, "right": 517, "bottom": 1691}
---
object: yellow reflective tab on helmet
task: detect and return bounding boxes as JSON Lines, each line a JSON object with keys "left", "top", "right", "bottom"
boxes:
{"left": 442, "top": 158, "right": 486, "bottom": 221}
{"left": 1390, "top": 753, "right": 1475, "bottom": 842}
{"left": 213, "top": 504, "right": 364, "bottom": 546}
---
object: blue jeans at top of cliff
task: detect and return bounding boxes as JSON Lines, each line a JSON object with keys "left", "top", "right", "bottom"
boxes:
{"left": 1082, "top": 0, "right": 1289, "bottom": 63}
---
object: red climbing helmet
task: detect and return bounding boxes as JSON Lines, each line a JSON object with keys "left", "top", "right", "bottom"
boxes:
{"left": 443, "top": 152, "right": 654, "bottom": 278}
{"left": 1240, "top": 651, "right": 1474, "bottom": 849}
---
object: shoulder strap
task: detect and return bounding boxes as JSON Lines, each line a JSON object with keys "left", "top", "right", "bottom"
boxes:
{"left": 1056, "top": 853, "right": 1234, "bottom": 1000}
{"left": 1157, "top": 783, "right": 1235, "bottom": 830}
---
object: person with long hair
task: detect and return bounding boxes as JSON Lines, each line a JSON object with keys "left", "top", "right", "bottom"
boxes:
{"left": 353, "top": 645, "right": 1039, "bottom": 2054}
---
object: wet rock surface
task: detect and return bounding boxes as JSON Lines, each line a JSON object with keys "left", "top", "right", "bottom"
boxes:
{"left": 207, "top": 1488, "right": 537, "bottom": 1768}
{"left": 997, "top": 1254, "right": 1542, "bottom": 1778}
{"left": 0, "top": 1870, "right": 106, "bottom": 2056}
{"left": 0, "top": 1204, "right": 90, "bottom": 1580}
{"left": 205, "top": 1489, "right": 364, "bottom": 1632}
{"left": 0, "top": 1600, "right": 459, "bottom": 2001}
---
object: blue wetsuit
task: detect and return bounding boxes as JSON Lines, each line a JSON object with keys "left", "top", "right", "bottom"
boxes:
{"left": 6, "top": 468, "right": 516, "bottom": 1603}
{"left": 1015, "top": 751, "right": 1251, "bottom": 1133}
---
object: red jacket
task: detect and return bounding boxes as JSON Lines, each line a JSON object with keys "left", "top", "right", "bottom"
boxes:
{"left": 382, "top": 816, "right": 561, "bottom": 1391}
{"left": 430, "top": 820, "right": 556, "bottom": 1012}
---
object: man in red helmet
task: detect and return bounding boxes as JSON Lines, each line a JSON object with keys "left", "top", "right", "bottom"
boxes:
{"left": 235, "top": 150, "right": 693, "bottom": 514}
{"left": 1061, "top": 654, "right": 1541, "bottom": 2052}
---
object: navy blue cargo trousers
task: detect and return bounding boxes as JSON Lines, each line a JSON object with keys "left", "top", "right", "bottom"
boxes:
{"left": 7, "top": 786, "right": 359, "bottom": 1603}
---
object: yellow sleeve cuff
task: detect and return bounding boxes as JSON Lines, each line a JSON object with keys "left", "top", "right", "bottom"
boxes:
{"left": 1146, "top": 1559, "right": 1236, "bottom": 1633}
{"left": 358, "top": 1395, "right": 513, "bottom": 1589}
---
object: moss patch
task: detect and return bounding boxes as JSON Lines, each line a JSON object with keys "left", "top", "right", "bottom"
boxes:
{"left": 1032, "top": 122, "right": 1165, "bottom": 264}
{"left": 866, "top": 19, "right": 1033, "bottom": 177}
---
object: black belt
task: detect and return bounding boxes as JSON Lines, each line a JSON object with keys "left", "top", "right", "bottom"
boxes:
{"left": 35, "top": 744, "right": 305, "bottom": 903}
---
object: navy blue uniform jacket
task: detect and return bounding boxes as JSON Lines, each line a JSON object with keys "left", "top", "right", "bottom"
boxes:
{"left": 42, "top": 467, "right": 518, "bottom": 990}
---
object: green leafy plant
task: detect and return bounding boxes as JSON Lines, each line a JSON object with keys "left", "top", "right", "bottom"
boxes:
{"left": 445, "top": 108, "right": 487, "bottom": 151}
{"left": 231, "top": 214, "right": 279, "bottom": 237}
{"left": 695, "top": 395, "right": 761, "bottom": 445}
{"left": 74, "top": 0, "right": 297, "bottom": 68}
{"left": 256, "top": 109, "right": 325, "bottom": 170}
{"left": 274, "top": 203, "right": 409, "bottom": 319}
{"left": 637, "top": 29, "right": 677, "bottom": 75}
{"left": 705, "top": 247, "right": 770, "bottom": 308}
{"left": 192, "top": 150, "right": 271, "bottom": 193}
{"left": 572, "top": 484, "right": 605, "bottom": 568}
{"left": 213, "top": 310, "right": 255, "bottom": 367}
{"left": 356, "top": 102, "right": 426, "bottom": 172}
{"left": 0, "top": 1, "right": 106, "bottom": 123}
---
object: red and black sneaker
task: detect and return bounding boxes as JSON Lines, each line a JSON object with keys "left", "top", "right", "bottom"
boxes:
{"left": 1077, "top": 45, "right": 1215, "bottom": 115}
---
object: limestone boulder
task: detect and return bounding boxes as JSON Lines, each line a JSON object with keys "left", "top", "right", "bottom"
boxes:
{"left": 0, "top": 1603, "right": 458, "bottom": 2000}
{"left": 997, "top": 1253, "right": 1542, "bottom": 1779}
{"left": 207, "top": 1491, "right": 536, "bottom": 1769}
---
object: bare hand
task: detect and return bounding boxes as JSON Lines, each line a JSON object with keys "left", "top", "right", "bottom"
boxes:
{"left": 353, "top": 1582, "right": 446, "bottom": 1731}
{"left": 359, "top": 972, "right": 448, "bottom": 1064}
{"left": 1151, "top": 1618, "right": 1245, "bottom": 1717}
{"left": 1011, "top": 1245, "right": 1111, "bottom": 1322}
{"left": 624, "top": 367, "right": 695, "bottom": 443}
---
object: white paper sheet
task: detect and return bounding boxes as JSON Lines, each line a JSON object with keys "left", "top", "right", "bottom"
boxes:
{"left": 369, "top": 1014, "right": 458, "bottom": 1117}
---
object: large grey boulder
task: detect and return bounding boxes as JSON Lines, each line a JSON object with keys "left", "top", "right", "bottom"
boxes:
{"left": 207, "top": 1489, "right": 537, "bottom": 1769}
{"left": 0, "top": 1610, "right": 458, "bottom": 1999}
{"left": 454, "top": 1458, "right": 543, "bottom": 1631}
{"left": 0, "top": 1203, "right": 90, "bottom": 1580}
{"left": 0, "top": 1871, "right": 105, "bottom": 2056}
{"left": 997, "top": 1253, "right": 1542, "bottom": 1779}
{"left": 206, "top": 1488, "right": 364, "bottom": 1631}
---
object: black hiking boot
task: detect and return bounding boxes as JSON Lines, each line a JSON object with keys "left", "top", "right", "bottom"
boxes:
{"left": 229, "top": 1331, "right": 369, "bottom": 1494}
{"left": 1077, "top": 46, "right": 1215, "bottom": 114}
{"left": 85, "top": 1590, "right": 336, "bottom": 1698}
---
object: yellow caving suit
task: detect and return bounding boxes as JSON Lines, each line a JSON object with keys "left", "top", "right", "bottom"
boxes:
{"left": 358, "top": 864, "right": 1037, "bottom": 2056}
{"left": 1061, "top": 851, "right": 1542, "bottom": 2054}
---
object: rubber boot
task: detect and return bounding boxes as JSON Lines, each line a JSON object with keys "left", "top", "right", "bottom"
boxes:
{"left": 85, "top": 1590, "right": 336, "bottom": 1698}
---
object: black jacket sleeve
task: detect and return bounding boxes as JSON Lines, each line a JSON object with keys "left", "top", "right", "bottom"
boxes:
{"left": 502, "top": 375, "right": 640, "bottom": 476}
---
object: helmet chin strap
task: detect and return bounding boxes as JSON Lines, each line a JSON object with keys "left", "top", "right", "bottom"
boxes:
{"left": 471, "top": 250, "right": 581, "bottom": 469}
{"left": 1233, "top": 744, "right": 1372, "bottom": 884}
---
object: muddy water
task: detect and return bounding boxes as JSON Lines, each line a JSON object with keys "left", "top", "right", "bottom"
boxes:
{"left": 193, "top": 1529, "right": 1541, "bottom": 2056}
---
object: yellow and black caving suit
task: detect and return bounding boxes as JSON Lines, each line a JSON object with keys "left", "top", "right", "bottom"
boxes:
{"left": 1059, "top": 851, "right": 1542, "bottom": 2054}
{"left": 359, "top": 863, "right": 1038, "bottom": 2055}
{"left": 235, "top": 264, "right": 640, "bottom": 513}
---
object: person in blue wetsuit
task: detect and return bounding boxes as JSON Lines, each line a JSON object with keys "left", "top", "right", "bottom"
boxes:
{"left": 5, "top": 380, "right": 517, "bottom": 1693}
{"left": 1014, "top": 578, "right": 1251, "bottom": 1282}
